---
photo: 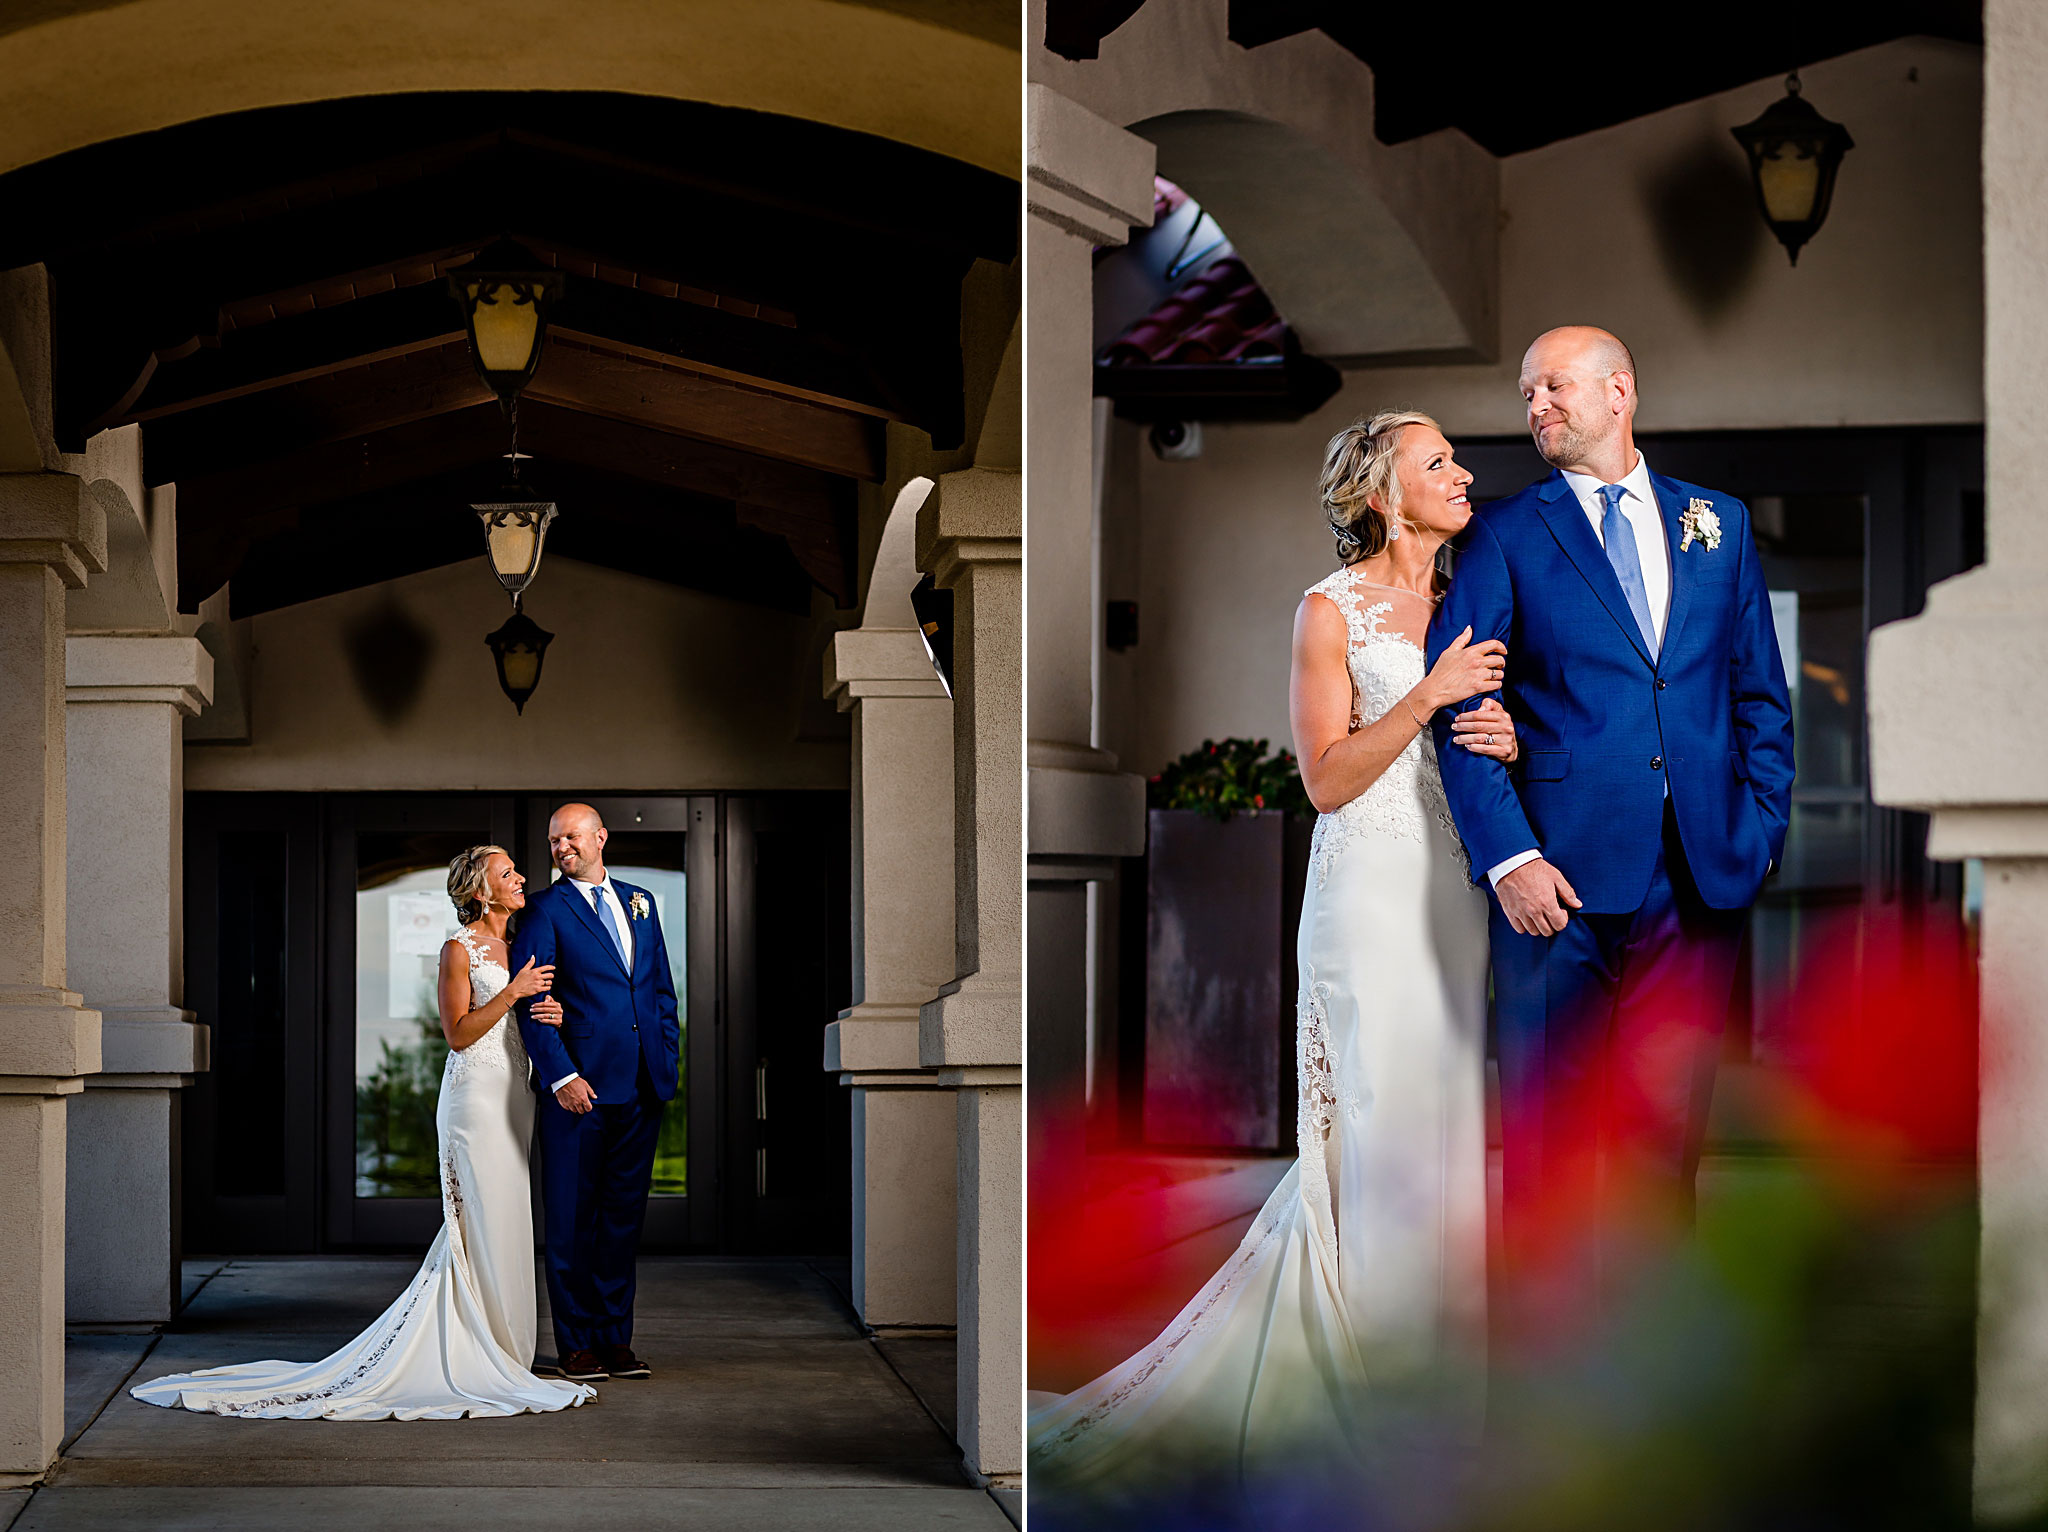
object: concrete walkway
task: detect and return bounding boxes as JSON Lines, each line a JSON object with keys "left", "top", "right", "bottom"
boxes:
{"left": 12, "top": 1257, "right": 1011, "bottom": 1531}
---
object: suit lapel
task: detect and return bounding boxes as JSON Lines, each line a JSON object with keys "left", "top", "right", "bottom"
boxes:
{"left": 561, "top": 879, "right": 630, "bottom": 976}
{"left": 1651, "top": 473, "right": 1694, "bottom": 665}
{"left": 1533, "top": 472, "right": 1656, "bottom": 668}
{"left": 615, "top": 881, "right": 650, "bottom": 982}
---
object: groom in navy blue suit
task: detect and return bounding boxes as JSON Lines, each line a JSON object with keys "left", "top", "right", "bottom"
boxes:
{"left": 1428, "top": 327, "right": 1794, "bottom": 1303}
{"left": 512, "top": 802, "right": 680, "bottom": 1382}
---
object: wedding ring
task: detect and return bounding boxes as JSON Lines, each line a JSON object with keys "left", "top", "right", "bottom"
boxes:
{"left": 1485, "top": 734, "right": 1494, "bottom": 745}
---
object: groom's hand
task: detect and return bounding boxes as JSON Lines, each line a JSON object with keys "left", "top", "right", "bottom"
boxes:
{"left": 555, "top": 1078, "right": 598, "bottom": 1115}
{"left": 1497, "top": 858, "right": 1582, "bottom": 936}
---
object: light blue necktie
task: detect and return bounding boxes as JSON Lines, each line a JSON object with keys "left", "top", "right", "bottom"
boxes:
{"left": 587, "top": 883, "right": 629, "bottom": 967}
{"left": 1598, "top": 483, "right": 1659, "bottom": 658}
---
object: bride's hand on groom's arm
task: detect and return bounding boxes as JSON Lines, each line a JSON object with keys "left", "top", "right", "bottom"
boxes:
{"left": 1449, "top": 698, "right": 1517, "bottom": 762}
{"left": 529, "top": 996, "right": 564, "bottom": 1027}
{"left": 1418, "top": 626, "right": 1508, "bottom": 712}
{"left": 503, "top": 956, "right": 554, "bottom": 1003}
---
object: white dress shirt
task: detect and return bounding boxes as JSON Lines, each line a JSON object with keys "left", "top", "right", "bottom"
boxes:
{"left": 548, "top": 874, "right": 636, "bottom": 1094}
{"left": 1486, "top": 450, "right": 1672, "bottom": 890}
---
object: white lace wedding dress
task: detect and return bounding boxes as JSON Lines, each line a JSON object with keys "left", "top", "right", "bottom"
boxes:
{"left": 1029, "top": 566, "right": 1490, "bottom": 1486}
{"left": 132, "top": 927, "right": 594, "bottom": 1420}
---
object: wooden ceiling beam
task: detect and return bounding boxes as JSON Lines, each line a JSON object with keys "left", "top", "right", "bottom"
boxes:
{"left": 145, "top": 330, "right": 884, "bottom": 488}
{"left": 112, "top": 262, "right": 904, "bottom": 433}
{"left": 174, "top": 399, "right": 850, "bottom": 529}
{"left": 200, "top": 462, "right": 819, "bottom": 621}
{"left": 524, "top": 339, "right": 884, "bottom": 481}
{"left": 140, "top": 340, "right": 492, "bottom": 485}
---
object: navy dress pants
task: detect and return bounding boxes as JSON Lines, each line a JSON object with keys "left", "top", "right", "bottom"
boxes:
{"left": 1488, "top": 802, "right": 1746, "bottom": 1307}
{"left": 536, "top": 1059, "right": 664, "bottom": 1357}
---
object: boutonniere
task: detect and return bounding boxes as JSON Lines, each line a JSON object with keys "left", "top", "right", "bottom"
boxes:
{"left": 1680, "top": 498, "right": 1723, "bottom": 552}
{"left": 629, "top": 892, "right": 650, "bottom": 921}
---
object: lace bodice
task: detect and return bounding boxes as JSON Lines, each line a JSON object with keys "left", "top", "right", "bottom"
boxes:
{"left": 447, "top": 927, "right": 529, "bottom": 1079}
{"left": 1302, "top": 567, "right": 1466, "bottom": 887}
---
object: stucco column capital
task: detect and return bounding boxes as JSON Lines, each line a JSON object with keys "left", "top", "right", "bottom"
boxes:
{"left": 916, "top": 466, "right": 1020, "bottom": 587}
{"left": 65, "top": 634, "right": 214, "bottom": 716}
{"left": 0, "top": 987, "right": 99, "bottom": 1079}
{"left": 1026, "top": 83, "right": 1156, "bottom": 247}
{"left": 825, "top": 628, "right": 949, "bottom": 710}
{"left": 1870, "top": 565, "right": 2048, "bottom": 847}
{"left": 0, "top": 471, "right": 104, "bottom": 587}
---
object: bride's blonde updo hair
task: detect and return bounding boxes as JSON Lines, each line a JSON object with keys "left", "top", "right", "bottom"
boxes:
{"left": 448, "top": 844, "right": 510, "bottom": 925}
{"left": 1320, "top": 409, "right": 1442, "bottom": 565}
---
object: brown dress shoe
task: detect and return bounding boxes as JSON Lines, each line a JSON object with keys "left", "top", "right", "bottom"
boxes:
{"left": 557, "top": 1349, "right": 610, "bottom": 1382}
{"left": 604, "top": 1344, "right": 651, "bottom": 1379}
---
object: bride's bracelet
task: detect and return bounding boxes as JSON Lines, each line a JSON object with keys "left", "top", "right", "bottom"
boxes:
{"left": 1402, "top": 695, "right": 1428, "bottom": 730}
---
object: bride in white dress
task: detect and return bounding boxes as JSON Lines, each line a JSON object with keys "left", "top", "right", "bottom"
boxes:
{"left": 133, "top": 846, "right": 595, "bottom": 1420}
{"left": 1029, "top": 411, "right": 1517, "bottom": 1492}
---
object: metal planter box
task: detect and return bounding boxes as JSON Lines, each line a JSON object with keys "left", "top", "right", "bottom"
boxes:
{"left": 1142, "top": 808, "right": 1309, "bottom": 1151}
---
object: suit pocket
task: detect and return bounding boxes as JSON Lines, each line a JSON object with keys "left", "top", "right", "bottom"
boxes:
{"left": 1521, "top": 749, "right": 1570, "bottom": 781}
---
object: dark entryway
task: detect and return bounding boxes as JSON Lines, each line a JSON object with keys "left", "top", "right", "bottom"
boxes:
{"left": 181, "top": 790, "right": 850, "bottom": 1256}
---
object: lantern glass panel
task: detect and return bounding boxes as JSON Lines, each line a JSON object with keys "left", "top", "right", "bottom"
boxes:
{"left": 1758, "top": 142, "right": 1822, "bottom": 223}
{"left": 470, "top": 282, "right": 542, "bottom": 374}
{"left": 486, "top": 518, "right": 539, "bottom": 582}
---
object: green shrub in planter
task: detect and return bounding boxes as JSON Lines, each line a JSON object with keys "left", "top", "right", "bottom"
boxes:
{"left": 1146, "top": 737, "right": 1313, "bottom": 822}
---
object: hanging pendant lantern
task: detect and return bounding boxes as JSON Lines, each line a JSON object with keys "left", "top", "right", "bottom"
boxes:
{"left": 1731, "top": 73, "right": 1855, "bottom": 267}
{"left": 472, "top": 488, "right": 558, "bottom": 606}
{"left": 448, "top": 237, "right": 565, "bottom": 403}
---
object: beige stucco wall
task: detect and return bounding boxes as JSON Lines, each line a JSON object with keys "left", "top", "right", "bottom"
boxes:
{"left": 1105, "top": 36, "right": 1983, "bottom": 777}
{"left": 1351, "top": 36, "right": 1983, "bottom": 431}
{"left": 184, "top": 556, "right": 848, "bottom": 792}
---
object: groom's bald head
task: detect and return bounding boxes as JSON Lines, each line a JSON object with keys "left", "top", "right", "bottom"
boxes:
{"left": 548, "top": 802, "right": 608, "bottom": 881}
{"left": 1525, "top": 326, "right": 1636, "bottom": 391}
{"left": 1520, "top": 325, "right": 1640, "bottom": 477}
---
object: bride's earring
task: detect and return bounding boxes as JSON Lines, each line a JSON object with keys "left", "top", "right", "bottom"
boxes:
{"left": 1386, "top": 516, "right": 1402, "bottom": 542}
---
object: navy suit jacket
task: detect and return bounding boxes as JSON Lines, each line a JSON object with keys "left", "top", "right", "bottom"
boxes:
{"left": 1425, "top": 468, "right": 1795, "bottom": 914}
{"left": 511, "top": 878, "right": 680, "bottom": 1103}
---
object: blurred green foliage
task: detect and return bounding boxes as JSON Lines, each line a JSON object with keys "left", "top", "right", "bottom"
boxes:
{"left": 356, "top": 1012, "right": 689, "bottom": 1199}
{"left": 1147, "top": 737, "right": 1312, "bottom": 822}
{"left": 355, "top": 1015, "right": 448, "bottom": 1199}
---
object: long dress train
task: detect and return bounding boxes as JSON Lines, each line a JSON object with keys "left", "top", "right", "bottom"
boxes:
{"left": 1029, "top": 566, "right": 1490, "bottom": 1488}
{"left": 131, "top": 927, "right": 594, "bottom": 1420}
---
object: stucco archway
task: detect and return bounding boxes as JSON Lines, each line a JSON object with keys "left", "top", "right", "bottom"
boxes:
{"left": 0, "top": 0, "right": 1017, "bottom": 179}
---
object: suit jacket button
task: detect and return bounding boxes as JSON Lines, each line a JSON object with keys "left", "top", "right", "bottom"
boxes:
{"left": 1651, "top": 755, "right": 1664, "bottom": 770}
{"left": 1656, "top": 678, "right": 1668, "bottom": 690}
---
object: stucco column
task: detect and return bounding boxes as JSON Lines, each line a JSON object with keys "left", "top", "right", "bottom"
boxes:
{"left": 917, "top": 462, "right": 1021, "bottom": 1483}
{"left": 823, "top": 493, "right": 959, "bottom": 1329}
{"left": 1867, "top": 2, "right": 2048, "bottom": 1519}
{"left": 0, "top": 470, "right": 105, "bottom": 1484}
{"left": 1024, "top": 84, "right": 1152, "bottom": 1220}
{"left": 64, "top": 635, "right": 212, "bottom": 1323}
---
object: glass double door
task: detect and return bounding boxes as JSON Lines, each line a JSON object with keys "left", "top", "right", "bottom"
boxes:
{"left": 184, "top": 790, "right": 846, "bottom": 1255}
{"left": 328, "top": 795, "right": 715, "bottom": 1248}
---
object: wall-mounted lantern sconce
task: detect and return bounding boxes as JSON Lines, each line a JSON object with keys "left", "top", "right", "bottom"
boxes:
{"left": 1731, "top": 73, "right": 1855, "bottom": 267}
{"left": 485, "top": 608, "right": 554, "bottom": 715}
{"left": 448, "top": 237, "right": 565, "bottom": 404}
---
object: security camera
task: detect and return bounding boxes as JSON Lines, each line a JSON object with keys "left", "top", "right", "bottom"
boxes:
{"left": 1149, "top": 420, "right": 1203, "bottom": 461}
